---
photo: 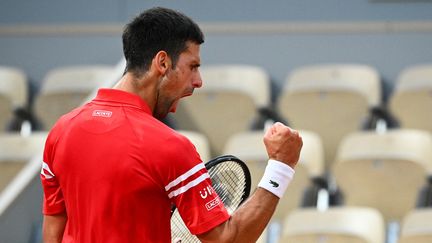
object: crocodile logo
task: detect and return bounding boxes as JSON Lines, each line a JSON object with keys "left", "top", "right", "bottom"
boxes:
{"left": 269, "top": 180, "right": 279, "bottom": 188}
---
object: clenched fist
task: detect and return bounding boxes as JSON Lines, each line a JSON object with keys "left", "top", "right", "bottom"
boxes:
{"left": 263, "top": 122, "right": 303, "bottom": 169}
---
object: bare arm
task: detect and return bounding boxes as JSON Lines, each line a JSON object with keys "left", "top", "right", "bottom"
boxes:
{"left": 43, "top": 212, "right": 67, "bottom": 243}
{"left": 197, "top": 122, "right": 303, "bottom": 243}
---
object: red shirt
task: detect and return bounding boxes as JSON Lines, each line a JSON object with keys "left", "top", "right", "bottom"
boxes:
{"left": 41, "top": 89, "right": 229, "bottom": 243}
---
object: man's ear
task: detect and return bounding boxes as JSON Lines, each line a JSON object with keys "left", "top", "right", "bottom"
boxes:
{"left": 153, "top": 51, "right": 172, "bottom": 75}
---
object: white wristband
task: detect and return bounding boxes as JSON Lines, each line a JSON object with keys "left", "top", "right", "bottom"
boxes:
{"left": 258, "top": 159, "right": 295, "bottom": 198}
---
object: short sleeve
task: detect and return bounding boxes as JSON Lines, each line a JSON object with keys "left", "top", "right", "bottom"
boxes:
{"left": 40, "top": 130, "right": 66, "bottom": 215}
{"left": 163, "top": 136, "right": 230, "bottom": 235}
{"left": 172, "top": 172, "right": 230, "bottom": 235}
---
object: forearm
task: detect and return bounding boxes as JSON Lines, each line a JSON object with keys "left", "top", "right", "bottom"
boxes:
{"left": 197, "top": 122, "right": 302, "bottom": 242}
{"left": 43, "top": 213, "right": 67, "bottom": 243}
{"left": 226, "top": 188, "right": 279, "bottom": 242}
{"left": 198, "top": 188, "right": 279, "bottom": 243}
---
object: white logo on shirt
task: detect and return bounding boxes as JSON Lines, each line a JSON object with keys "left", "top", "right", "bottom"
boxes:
{"left": 92, "top": 110, "right": 113, "bottom": 117}
{"left": 205, "top": 198, "right": 220, "bottom": 211}
{"left": 199, "top": 186, "right": 214, "bottom": 199}
{"left": 41, "top": 162, "right": 55, "bottom": 179}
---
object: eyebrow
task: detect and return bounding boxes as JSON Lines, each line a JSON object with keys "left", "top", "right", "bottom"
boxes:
{"left": 190, "top": 59, "right": 200, "bottom": 67}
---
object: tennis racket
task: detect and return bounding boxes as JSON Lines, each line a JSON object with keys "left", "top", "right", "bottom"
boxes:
{"left": 170, "top": 155, "right": 251, "bottom": 242}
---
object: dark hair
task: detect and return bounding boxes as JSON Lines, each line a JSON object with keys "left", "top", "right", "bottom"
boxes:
{"left": 122, "top": 7, "right": 204, "bottom": 75}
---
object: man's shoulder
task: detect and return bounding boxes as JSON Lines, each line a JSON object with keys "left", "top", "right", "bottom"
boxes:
{"left": 153, "top": 123, "right": 191, "bottom": 145}
{"left": 48, "top": 103, "right": 89, "bottom": 135}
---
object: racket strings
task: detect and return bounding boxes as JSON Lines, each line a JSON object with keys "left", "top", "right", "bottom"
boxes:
{"left": 209, "top": 161, "right": 247, "bottom": 213}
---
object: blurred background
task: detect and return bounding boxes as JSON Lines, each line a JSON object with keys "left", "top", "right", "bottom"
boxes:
{"left": 1, "top": 1, "right": 432, "bottom": 242}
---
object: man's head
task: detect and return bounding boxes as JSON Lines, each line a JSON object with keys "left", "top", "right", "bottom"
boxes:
{"left": 121, "top": 7, "right": 204, "bottom": 120}
{"left": 122, "top": 7, "right": 204, "bottom": 77}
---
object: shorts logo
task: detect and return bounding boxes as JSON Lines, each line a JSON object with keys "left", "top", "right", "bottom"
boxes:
{"left": 92, "top": 110, "right": 112, "bottom": 117}
{"left": 205, "top": 198, "right": 220, "bottom": 211}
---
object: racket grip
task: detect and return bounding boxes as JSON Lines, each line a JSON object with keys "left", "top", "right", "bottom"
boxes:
{"left": 258, "top": 159, "right": 295, "bottom": 198}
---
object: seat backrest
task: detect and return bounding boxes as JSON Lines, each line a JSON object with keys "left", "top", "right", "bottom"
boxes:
{"left": 333, "top": 129, "right": 432, "bottom": 222}
{"left": 0, "top": 132, "right": 47, "bottom": 192}
{"left": 223, "top": 129, "right": 324, "bottom": 221}
{"left": 0, "top": 66, "right": 28, "bottom": 131}
{"left": 280, "top": 207, "right": 385, "bottom": 243}
{"left": 173, "top": 65, "right": 271, "bottom": 156}
{"left": 34, "top": 65, "right": 114, "bottom": 129}
{"left": 277, "top": 64, "right": 381, "bottom": 168}
{"left": 389, "top": 64, "right": 432, "bottom": 132}
{"left": 399, "top": 208, "right": 432, "bottom": 243}
{"left": 198, "top": 65, "right": 270, "bottom": 107}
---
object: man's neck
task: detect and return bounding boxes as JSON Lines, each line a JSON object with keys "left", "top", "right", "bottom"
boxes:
{"left": 113, "top": 72, "right": 159, "bottom": 113}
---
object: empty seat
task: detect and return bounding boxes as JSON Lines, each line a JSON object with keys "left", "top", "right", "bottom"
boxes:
{"left": 389, "top": 64, "right": 432, "bottom": 132}
{"left": 177, "top": 130, "right": 211, "bottom": 163}
{"left": 172, "top": 64, "right": 271, "bottom": 156}
{"left": 0, "top": 132, "right": 47, "bottom": 192}
{"left": 399, "top": 208, "right": 432, "bottom": 243}
{"left": 277, "top": 64, "right": 381, "bottom": 168}
{"left": 333, "top": 129, "right": 432, "bottom": 222}
{"left": 34, "top": 65, "right": 114, "bottom": 130}
{"left": 0, "top": 66, "right": 28, "bottom": 131}
{"left": 280, "top": 207, "right": 385, "bottom": 243}
{"left": 223, "top": 129, "right": 324, "bottom": 221}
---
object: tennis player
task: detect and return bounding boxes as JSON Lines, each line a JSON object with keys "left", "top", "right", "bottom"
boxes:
{"left": 41, "top": 7, "right": 302, "bottom": 243}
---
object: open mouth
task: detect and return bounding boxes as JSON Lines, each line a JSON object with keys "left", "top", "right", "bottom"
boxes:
{"left": 181, "top": 91, "right": 194, "bottom": 98}
{"left": 170, "top": 90, "right": 194, "bottom": 113}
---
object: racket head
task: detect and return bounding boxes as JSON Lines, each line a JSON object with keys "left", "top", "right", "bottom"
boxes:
{"left": 204, "top": 155, "right": 251, "bottom": 213}
{"left": 170, "top": 155, "right": 251, "bottom": 242}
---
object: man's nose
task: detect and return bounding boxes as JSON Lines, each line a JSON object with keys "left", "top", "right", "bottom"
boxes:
{"left": 192, "top": 73, "right": 203, "bottom": 88}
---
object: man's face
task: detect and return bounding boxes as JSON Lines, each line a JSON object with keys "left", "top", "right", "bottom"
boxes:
{"left": 153, "top": 42, "right": 202, "bottom": 119}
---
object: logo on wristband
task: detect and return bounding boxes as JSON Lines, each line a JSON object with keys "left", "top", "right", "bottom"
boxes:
{"left": 269, "top": 180, "right": 279, "bottom": 188}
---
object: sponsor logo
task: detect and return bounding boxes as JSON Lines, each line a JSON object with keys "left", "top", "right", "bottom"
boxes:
{"left": 205, "top": 198, "right": 220, "bottom": 211}
{"left": 269, "top": 180, "right": 279, "bottom": 188}
{"left": 92, "top": 110, "right": 112, "bottom": 118}
{"left": 199, "top": 185, "right": 214, "bottom": 199}
{"left": 41, "top": 162, "right": 55, "bottom": 179}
